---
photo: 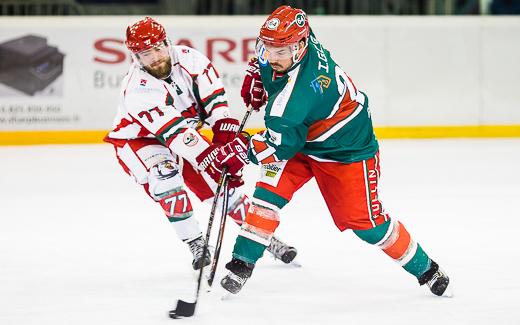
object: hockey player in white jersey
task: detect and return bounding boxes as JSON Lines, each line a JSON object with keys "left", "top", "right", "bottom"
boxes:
{"left": 104, "top": 17, "right": 297, "bottom": 271}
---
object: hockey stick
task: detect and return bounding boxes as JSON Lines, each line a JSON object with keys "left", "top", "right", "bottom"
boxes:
{"left": 207, "top": 107, "right": 253, "bottom": 287}
{"left": 207, "top": 173, "right": 229, "bottom": 287}
{"left": 169, "top": 107, "right": 253, "bottom": 319}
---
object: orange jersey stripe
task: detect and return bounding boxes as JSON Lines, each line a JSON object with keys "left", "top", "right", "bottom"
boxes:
{"left": 261, "top": 155, "right": 277, "bottom": 164}
{"left": 252, "top": 138, "right": 268, "bottom": 152}
{"left": 306, "top": 93, "right": 358, "bottom": 141}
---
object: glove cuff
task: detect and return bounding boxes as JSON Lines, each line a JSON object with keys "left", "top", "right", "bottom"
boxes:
{"left": 195, "top": 145, "right": 221, "bottom": 171}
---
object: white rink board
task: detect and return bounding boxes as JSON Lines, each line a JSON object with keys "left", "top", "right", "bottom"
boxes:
{"left": 0, "top": 16, "right": 519, "bottom": 131}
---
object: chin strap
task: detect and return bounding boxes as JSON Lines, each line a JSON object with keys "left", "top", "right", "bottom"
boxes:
{"left": 291, "top": 38, "right": 308, "bottom": 65}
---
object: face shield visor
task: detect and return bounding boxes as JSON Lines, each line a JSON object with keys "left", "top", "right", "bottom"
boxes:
{"left": 256, "top": 38, "right": 301, "bottom": 61}
{"left": 134, "top": 40, "right": 170, "bottom": 68}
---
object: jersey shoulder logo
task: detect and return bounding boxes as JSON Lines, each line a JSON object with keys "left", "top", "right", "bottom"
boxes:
{"left": 310, "top": 75, "right": 331, "bottom": 94}
{"left": 183, "top": 132, "right": 199, "bottom": 147}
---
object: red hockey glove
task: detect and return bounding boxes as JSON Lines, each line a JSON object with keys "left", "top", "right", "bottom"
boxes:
{"left": 241, "top": 58, "right": 267, "bottom": 111}
{"left": 213, "top": 133, "right": 250, "bottom": 176}
{"left": 195, "top": 144, "right": 244, "bottom": 189}
{"left": 212, "top": 118, "right": 240, "bottom": 145}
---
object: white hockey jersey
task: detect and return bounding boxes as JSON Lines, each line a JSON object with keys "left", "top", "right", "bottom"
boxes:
{"left": 105, "top": 45, "right": 231, "bottom": 165}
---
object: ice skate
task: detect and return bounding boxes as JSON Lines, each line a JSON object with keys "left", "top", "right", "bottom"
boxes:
{"left": 220, "top": 258, "right": 254, "bottom": 294}
{"left": 267, "top": 236, "right": 298, "bottom": 264}
{"left": 186, "top": 236, "right": 211, "bottom": 270}
{"left": 418, "top": 260, "right": 453, "bottom": 297}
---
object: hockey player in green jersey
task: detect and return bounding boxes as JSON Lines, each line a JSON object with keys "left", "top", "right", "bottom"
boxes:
{"left": 204, "top": 6, "right": 452, "bottom": 299}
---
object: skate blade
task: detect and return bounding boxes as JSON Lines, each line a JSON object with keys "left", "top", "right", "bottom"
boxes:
{"left": 289, "top": 258, "right": 302, "bottom": 268}
{"left": 270, "top": 255, "right": 303, "bottom": 267}
{"left": 426, "top": 282, "right": 454, "bottom": 298}
{"left": 200, "top": 266, "right": 213, "bottom": 292}
{"left": 221, "top": 291, "right": 234, "bottom": 301}
{"left": 441, "top": 283, "right": 454, "bottom": 298}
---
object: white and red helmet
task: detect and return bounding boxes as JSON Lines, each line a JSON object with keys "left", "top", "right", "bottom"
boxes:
{"left": 125, "top": 17, "right": 167, "bottom": 54}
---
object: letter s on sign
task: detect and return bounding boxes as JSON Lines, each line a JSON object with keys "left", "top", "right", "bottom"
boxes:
{"left": 94, "top": 38, "right": 127, "bottom": 64}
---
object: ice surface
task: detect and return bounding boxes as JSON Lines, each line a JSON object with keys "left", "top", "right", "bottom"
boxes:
{"left": 1, "top": 139, "right": 519, "bottom": 324}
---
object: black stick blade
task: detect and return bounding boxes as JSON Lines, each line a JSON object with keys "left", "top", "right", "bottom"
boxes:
{"left": 169, "top": 300, "right": 196, "bottom": 319}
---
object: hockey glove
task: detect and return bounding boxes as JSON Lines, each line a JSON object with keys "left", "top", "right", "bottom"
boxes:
{"left": 241, "top": 58, "right": 267, "bottom": 111}
{"left": 195, "top": 143, "right": 244, "bottom": 189}
{"left": 212, "top": 118, "right": 240, "bottom": 145}
{"left": 213, "top": 133, "right": 250, "bottom": 176}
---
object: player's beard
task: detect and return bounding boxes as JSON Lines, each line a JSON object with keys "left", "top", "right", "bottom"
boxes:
{"left": 144, "top": 57, "right": 172, "bottom": 79}
{"left": 270, "top": 61, "right": 290, "bottom": 73}
{"left": 270, "top": 63, "right": 283, "bottom": 71}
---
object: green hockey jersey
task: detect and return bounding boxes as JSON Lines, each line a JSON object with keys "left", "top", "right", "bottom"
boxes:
{"left": 250, "top": 30, "right": 378, "bottom": 164}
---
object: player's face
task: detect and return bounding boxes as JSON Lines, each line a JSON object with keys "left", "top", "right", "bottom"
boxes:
{"left": 264, "top": 44, "right": 296, "bottom": 73}
{"left": 137, "top": 41, "right": 172, "bottom": 79}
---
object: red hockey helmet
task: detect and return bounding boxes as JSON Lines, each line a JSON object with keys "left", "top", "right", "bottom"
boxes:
{"left": 259, "top": 6, "right": 310, "bottom": 47}
{"left": 125, "top": 17, "right": 167, "bottom": 54}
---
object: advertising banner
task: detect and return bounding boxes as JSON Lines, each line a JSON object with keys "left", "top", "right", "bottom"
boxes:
{"left": 0, "top": 16, "right": 519, "bottom": 142}
{"left": 0, "top": 17, "right": 267, "bottom": 132}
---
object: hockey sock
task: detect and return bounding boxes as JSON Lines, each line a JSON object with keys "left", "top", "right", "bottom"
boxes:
{"left": 354, "top": 219, "right": 431, "bottom": 278}
{"left": 233, "top": 236, "right": 267, "bottom": 264}
{"left": 225, "top": 191, "right": 250, "bottom": 225}
{"left": 232, "top": 203, "right": 280, "bottom": 264}
{"left": 170, "top": 217, "right": 203, "bottom": 243}
{"left": 158, "top": 189, "right": 193, "bottom": 222}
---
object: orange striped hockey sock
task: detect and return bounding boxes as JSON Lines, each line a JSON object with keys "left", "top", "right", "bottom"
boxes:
{"left": 354, "top": 219, "right": 431, "bottom": 278}
{"left": 233, "top": 203, "right": 280, "bottom": 264}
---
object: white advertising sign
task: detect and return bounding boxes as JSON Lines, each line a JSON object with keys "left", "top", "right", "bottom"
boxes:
{"left": 0, "top": 16, "right": 519, "bottom": 134}
{"left": 0, "top": 17, "right": 266, "bottom": 131}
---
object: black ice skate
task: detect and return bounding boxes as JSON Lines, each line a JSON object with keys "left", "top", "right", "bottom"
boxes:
{"left": 186, "top": 236, "right": 211, "bottom": 270}
{"left": 220, "top": 258, "right": 254, "bottom": 294}
{"left": 267, "top": 236, "right": 298, "bottom": 264}
{"left": 418, "top": 260, "right": 453, "bottom": 297}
